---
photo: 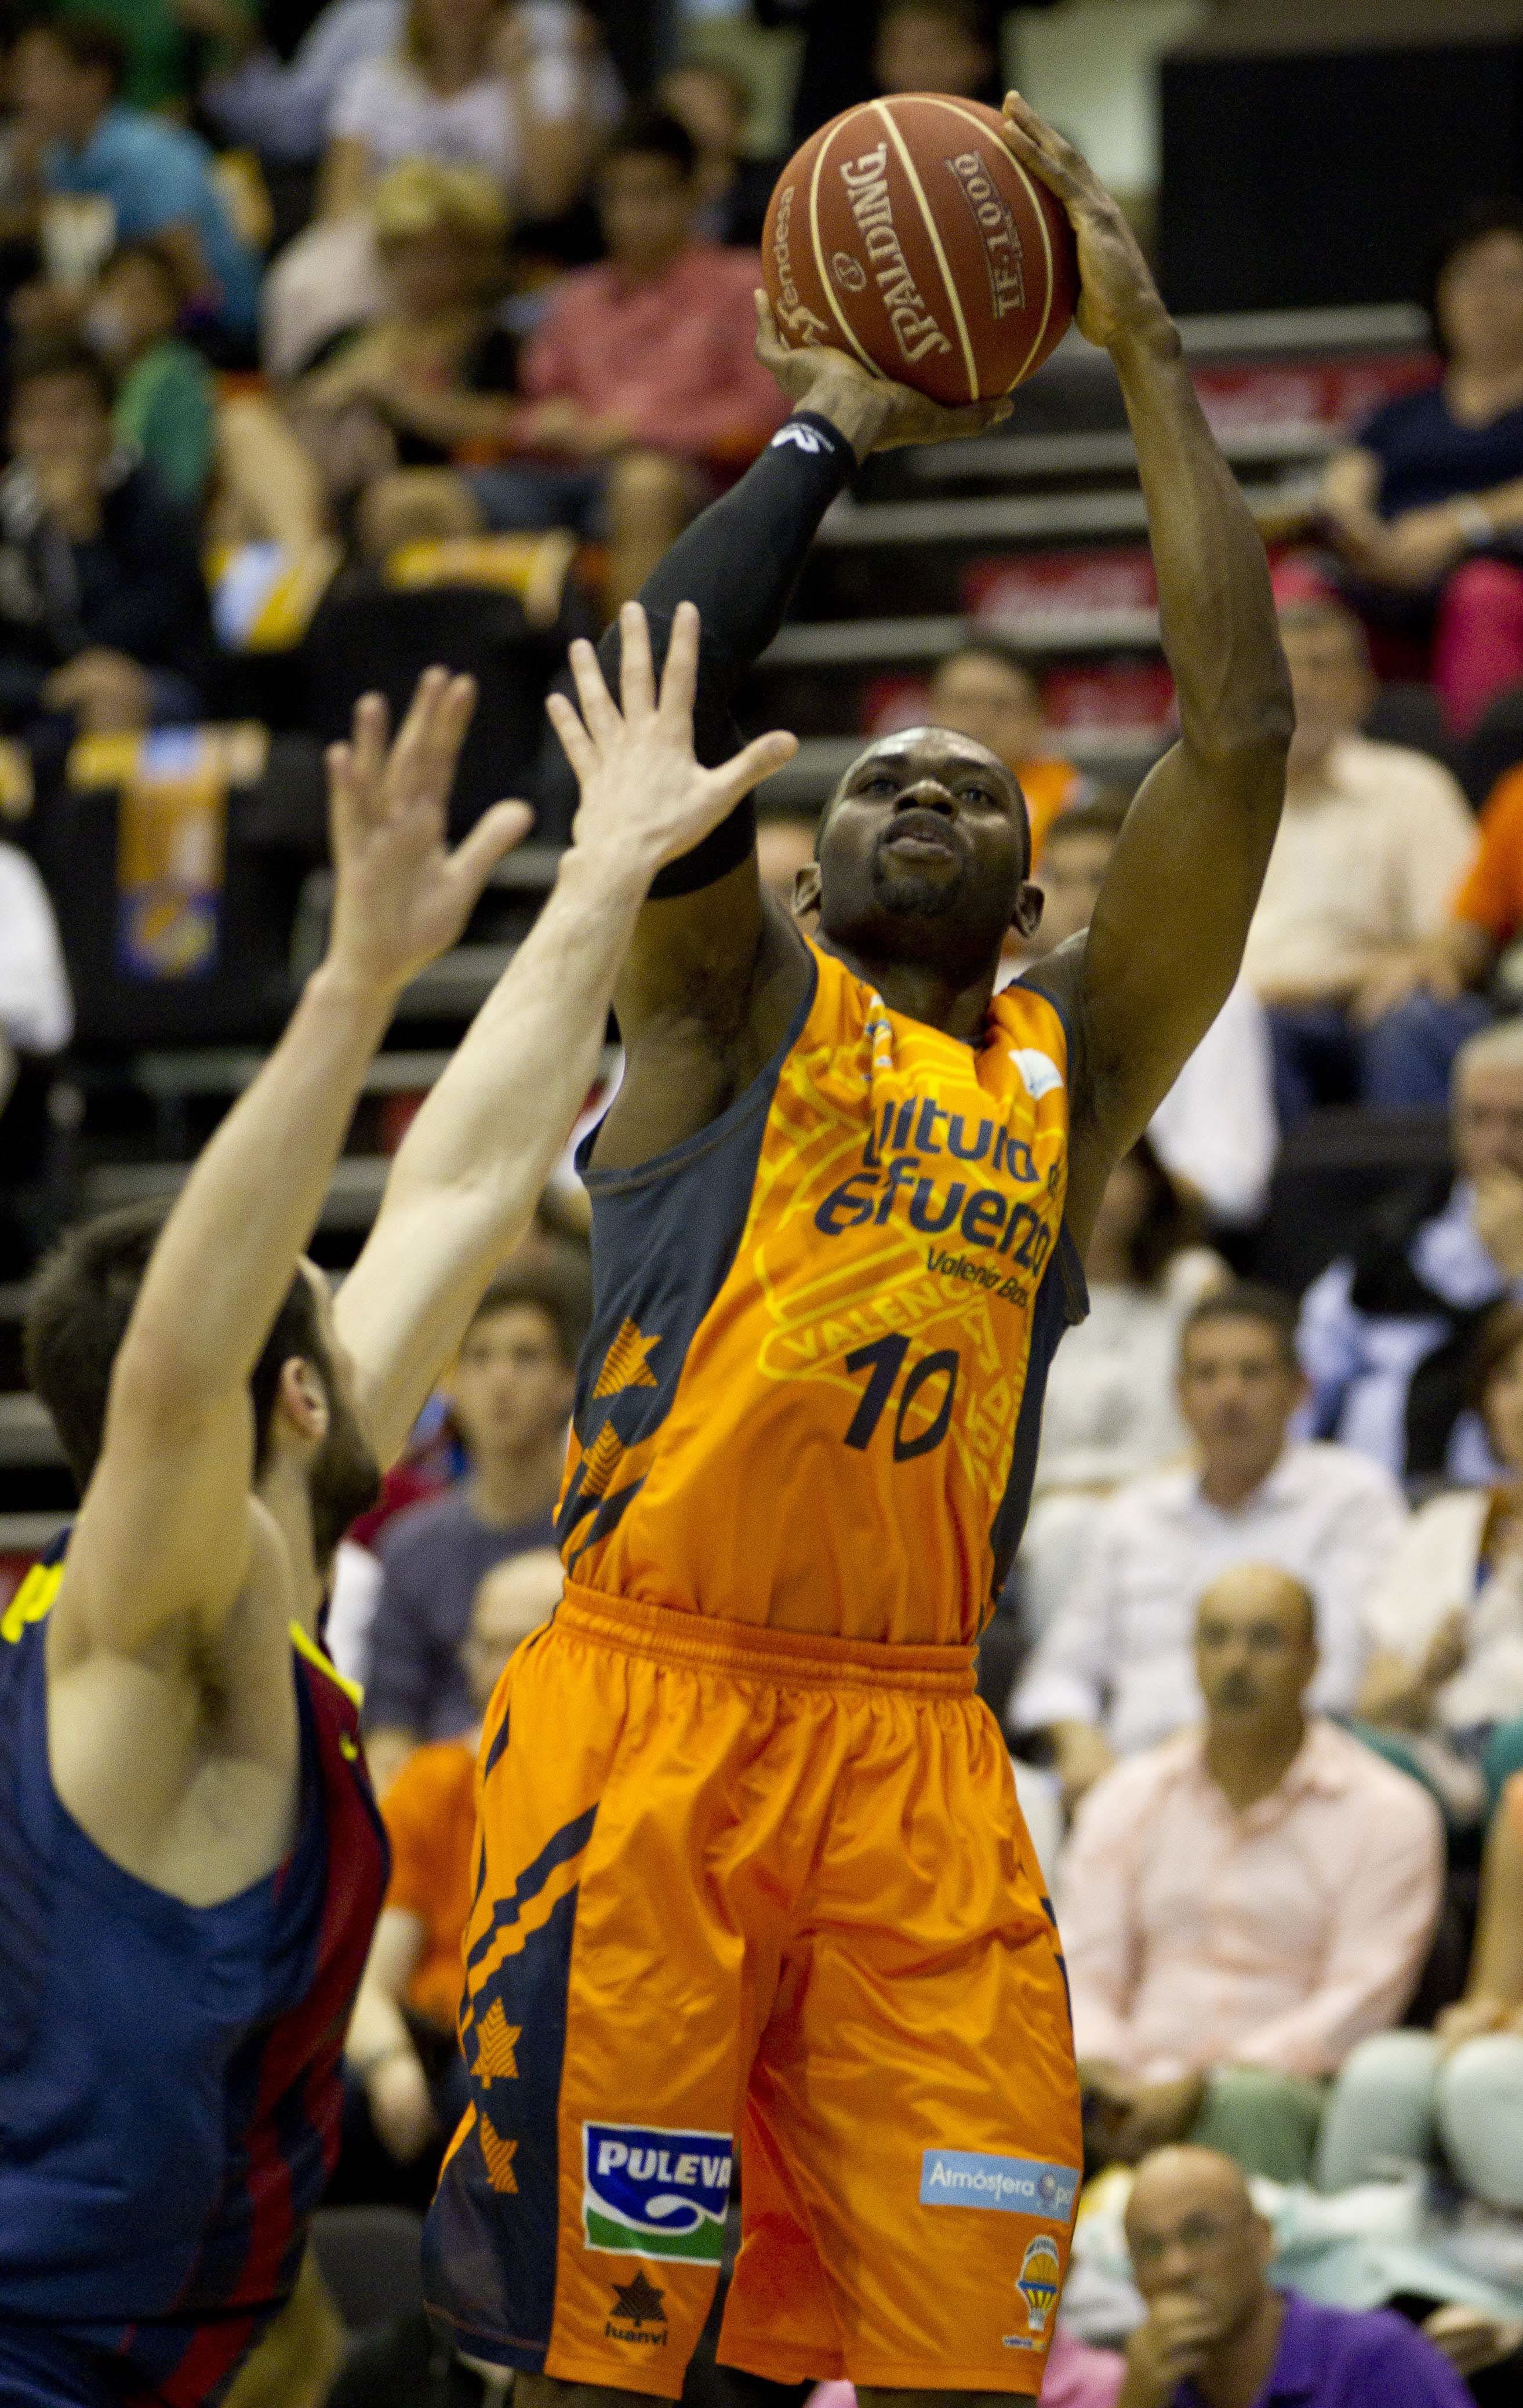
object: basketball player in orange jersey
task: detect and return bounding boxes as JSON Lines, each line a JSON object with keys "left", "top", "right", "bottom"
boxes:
{"left": 424, "top": 94, "right": 1293, "bottom": 2407}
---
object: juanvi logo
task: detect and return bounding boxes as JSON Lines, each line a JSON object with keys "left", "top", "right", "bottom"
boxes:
{"left": 583, "top": 2124, "right": 732, "bottom": 2262}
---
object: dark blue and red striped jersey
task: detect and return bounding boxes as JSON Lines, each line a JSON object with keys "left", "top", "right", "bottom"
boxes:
{"left": 0, "top": 1543, "right": 389, "bottom": 2405}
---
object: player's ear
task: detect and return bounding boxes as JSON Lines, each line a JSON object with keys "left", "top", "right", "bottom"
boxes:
{"left": 276, "top": 1355, "right": 330, "bottom": 1445}
{"left": 1011, "top": 879, "right": 1043, "bottom": 940}
{"left": 791, "top": 862, "right": 822, "bottom": 921}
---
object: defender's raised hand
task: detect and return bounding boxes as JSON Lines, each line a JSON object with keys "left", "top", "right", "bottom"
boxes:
{"left": 325, "top": 668, "right": 532, "bottom": 996}
{"left": 999, "top": 92, "right": 1170, "bottom": 356}
{"left": 548, "top": 599, "right": 798, "bottom": 874}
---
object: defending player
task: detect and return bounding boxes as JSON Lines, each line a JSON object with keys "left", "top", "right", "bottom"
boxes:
{"left": 0, "top": 648, "right": 790, "bottom": 2406}
{"left": 424, "top": 94, "right": 1293, "bottom": 2406}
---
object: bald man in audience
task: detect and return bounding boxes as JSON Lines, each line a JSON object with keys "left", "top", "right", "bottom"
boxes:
{"left": 1059, "top": 1565, "right": 1442, "bottom": 2184}
{"left": 1118, "top": 2147, "right": 1475, "bottom": 2408}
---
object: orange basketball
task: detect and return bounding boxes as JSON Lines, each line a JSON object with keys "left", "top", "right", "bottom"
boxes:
{"left": 762, "top": 94, "right": 1078, "bottom": 408}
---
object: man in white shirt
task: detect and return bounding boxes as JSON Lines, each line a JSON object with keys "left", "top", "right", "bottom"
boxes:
{"left": 1011, "top": 1283, "right": 1408, "bottom": 1804}
{"left": 1059, "top": 1563, "right": 1441, "bottom": 2183}
{"left": 1246, "top": 597, "right": 1484, "bottom": 1123}
{"left": 1021, "top": 799, "right": 1278, "bottom": 1225}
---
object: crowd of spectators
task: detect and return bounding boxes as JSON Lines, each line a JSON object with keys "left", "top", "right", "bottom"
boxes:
{"left": 8, "top": 3, "right": 1523, "bottom": 2399}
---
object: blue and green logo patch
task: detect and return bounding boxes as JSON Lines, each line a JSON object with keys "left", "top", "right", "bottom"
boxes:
{"left": 582, "top": 2123, "right": 732, "bottom": 2262}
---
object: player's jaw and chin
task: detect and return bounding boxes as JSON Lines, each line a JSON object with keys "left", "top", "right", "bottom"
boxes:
{"left": 819, "top": 814, "right": 1026, "bottom": 972}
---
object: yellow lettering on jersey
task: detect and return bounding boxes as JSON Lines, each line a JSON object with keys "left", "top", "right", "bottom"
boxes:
{"left": 1, "top": 1561, "right": 62, "bottom": 1645}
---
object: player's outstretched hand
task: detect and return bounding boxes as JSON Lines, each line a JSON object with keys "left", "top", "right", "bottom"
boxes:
{"left": 754, "top": 290, "right": 1012, "bottom": 457}
{"left": 325, "top": 667, "right": 533, "bottom": 995}
{"left": 549, "top": 600, "right": 798, "bottom": 874}
{"left": 998, "top": 92, "right": 1169, "bottom": 356}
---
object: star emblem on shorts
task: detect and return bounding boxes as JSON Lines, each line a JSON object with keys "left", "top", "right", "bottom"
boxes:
{"left": 593, "top": 1318, "right": 661, "bottom": 1398}
{"left": 475, "top": 2000, "right": 520, "bottom": 2085}
{"left": 610, "top": 2273, "right": 666, "bottom": 2327}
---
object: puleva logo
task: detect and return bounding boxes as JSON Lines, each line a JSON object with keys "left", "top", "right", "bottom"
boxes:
{"left": 1016, "top": 2235, "right": 1063, "bottom": 2336}
{"left": 583, "top": 2124, "right": 732, "bottom": 2262}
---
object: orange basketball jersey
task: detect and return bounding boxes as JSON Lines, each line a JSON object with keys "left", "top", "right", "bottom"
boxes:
{"left": 561, "top": 940, "right": 1086, "bottom": 1646}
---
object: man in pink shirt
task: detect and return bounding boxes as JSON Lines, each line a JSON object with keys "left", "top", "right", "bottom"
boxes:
{"left": 1059, "top": 1562, "right": 1443, "bottom": 2185}
{"left": 464, "top": 103, "right": 787, "bottom": 609}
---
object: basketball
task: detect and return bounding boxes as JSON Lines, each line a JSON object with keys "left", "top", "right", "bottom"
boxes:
{"left": 762, "top": 94, "right": 1079, "bottom": 408}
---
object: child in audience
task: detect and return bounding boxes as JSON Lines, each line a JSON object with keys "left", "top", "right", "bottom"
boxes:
{"left": 88, "top": 241, "right": 216, "bottom": 510}
{"left": 340, "top": 1547, "right": 564, "bottom": 2206}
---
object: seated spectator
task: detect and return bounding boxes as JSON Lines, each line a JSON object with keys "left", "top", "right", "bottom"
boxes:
{"left": 288, "top": 155, "right": 517, "bottom": 540}
{"left": 53, "top": 0, "right": 257, "bottom": 115}
{"left": 1319, "top": 1773, "right": 1523, "bottom": 2214}
{"left": 1299, "top": 1019, "right": 1523, "bottom": 1485}
{"left": 1019, "top": 798, "right": 1278, "bottom": 1227}
{"left": 1011, "top": 1285, "right": 1407, "bottom": 1807}
{"left": 1321, "top": 199, "right": 1523, "bottom": 737}
{"left": 1118, "top": 2147, "right": 1473, "bottom": 2408}
{"left": 0, "top": 335, "right": 215, "bottom": 739}
{"left": 362, "top": 1253, "right": 587, "bottom": 1791}
{"left": 0, "top": 837, "right": 71, "bottom": 1274}
{"left": 6, "top": 16, "right": 262, "bottom": 350}
{"left": 1242, "top": 595, "right": 1482, "bottom": 1125}
{"left": 87, "top": 241, "right": 217, "bottom": 509}
{"left": 319, "top": 0, "right": 603, "bottom": 225}
{"left": 874, "top": 0, "right": 1001, "bottom": 105}
{"left": 1394, "top": 753, "right": 1523, "bottom": 1015}
{"left": 928, "top": 641, "right": 1087, "bottom": 865}
{"left": 341, "top": 1545, "right": 562, "bottom": 2205}
{"left": 1017, "top": 1141, "right": 1223, "bottom": 1641}
{"left": 202, "top": 0, "right": 402, "bottom": 168}
{"left": 1356, "top": 1301, "right": 1523, "bottom": 1823}
{"left": 658, "top": 56, "right": 775, "bottom": 250}
{"left": 383, "top": 103, "right": 787, "bottom": 610}
{"left": 1062, "top": 1566, "right": 1442, "bottom": 2185}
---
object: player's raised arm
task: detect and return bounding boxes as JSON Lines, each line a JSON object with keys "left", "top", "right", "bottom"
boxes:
{"left": 49, "top": 676, "right": 529, "bottom": 1661}
{"left": 336, "top": 601, "right": 797, "bottom": 1468}
{"left": 575, "top": 306, "right": 1013, "bottom": 1094}
{"left": 1000, "top": 95, "right": 1294, "bottom": 1251}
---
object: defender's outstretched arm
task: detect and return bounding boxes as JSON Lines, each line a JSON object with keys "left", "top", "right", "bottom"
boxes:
{"left": 1003, "top": 97, "right": 1293, "bottom": 1251}
{"left": 336, "top": 603, "right": 798, "bottom": 1469}
{"left": 55, "top": 676, "right": 528, "bottom": 1660}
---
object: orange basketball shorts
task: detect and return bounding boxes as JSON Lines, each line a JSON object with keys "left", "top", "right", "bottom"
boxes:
{"left": 422, "top": 1585, "right": 1082, "bottom": 2396}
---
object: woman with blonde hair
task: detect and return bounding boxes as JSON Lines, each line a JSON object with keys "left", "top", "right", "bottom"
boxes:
{"left": 216, "top": 155, "right": 519, "bottom": 558}
{"left": 260, "top": 1, "right": 615, "bottom": 377}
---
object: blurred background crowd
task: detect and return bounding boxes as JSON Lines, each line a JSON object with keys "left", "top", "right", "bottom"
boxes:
{"left": 9, "top": 1, "right": 1523, "bottom": 2402}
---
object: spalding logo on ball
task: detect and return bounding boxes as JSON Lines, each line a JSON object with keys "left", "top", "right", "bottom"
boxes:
{"left": 764, "top": 94, "right": 1078, "bottom": 406}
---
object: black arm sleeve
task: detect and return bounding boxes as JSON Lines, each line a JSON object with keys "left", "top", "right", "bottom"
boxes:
{"left": 537, "top": 412, "right": 857, "bottom": 879}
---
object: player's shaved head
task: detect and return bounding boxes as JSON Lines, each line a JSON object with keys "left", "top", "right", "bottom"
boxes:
{"left": 797, "top": 724, "right": 1039, "bottom": 983}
